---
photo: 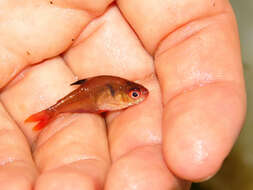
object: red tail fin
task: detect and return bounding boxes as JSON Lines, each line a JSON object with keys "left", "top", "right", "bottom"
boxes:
{"left": 25, "top": 110, "right": 54, "bottom": 131}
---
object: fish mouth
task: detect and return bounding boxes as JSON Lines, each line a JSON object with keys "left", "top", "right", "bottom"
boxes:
{"left": 142, "top": 88, "right": 149, "bottom": 96}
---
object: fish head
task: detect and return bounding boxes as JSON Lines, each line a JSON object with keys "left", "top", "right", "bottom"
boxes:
{"left": 96, "top": 80, "right": 149, "bottom": 111}
{"left": 122, "top": 81, "right": 149, "bottom": 106}
{"left": 95, "top": 77, "right": 149, "bottom": 111}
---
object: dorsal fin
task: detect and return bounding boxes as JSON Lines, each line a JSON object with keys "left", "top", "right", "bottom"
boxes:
{"left": 70, "top": 79, "right": 87, "bottom": 86}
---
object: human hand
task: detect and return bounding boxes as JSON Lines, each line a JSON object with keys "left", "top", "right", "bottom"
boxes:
{"left": 0, "top": 1, "right": 246, "bottom": 190}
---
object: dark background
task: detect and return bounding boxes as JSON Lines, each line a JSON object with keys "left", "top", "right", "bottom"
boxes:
{"left": 191, "top": 0, "right": 253, "bottom": 189}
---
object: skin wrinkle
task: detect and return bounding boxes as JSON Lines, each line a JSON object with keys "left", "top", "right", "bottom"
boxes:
{"left": 2, "top": 57, "right": 63, "bottom": 92}
{"left": 35, "top": 141, "right": 110, "bottom": 173}
{"left": 69, "top": 21, "right": 106, "bottom": 48}
{"left": 3, "top": 63, "right": 34, "bottom": 90}
{"left": 115, "top": 3, "right": 149, "bottom": 57}
{"left": 0, "top": 129, "right": 36, "bottom": 174}
{"left": 0, "top": 100, "right": 24, "bottom": 135}
{"left": 33, "top": 113, "right": 106, "bottom": 153}
{"left": 0, "top": 67, "right": 22, "bottom": 92}
{"left": 155, "top": 12, "right": 230, "bottom": 57}
{"left": 0, "top": 43, "right": 28, "bottom": 65}
{"left": 64, "top": 6, "right": 154, "bottom": 79}
{"left": 0, "top": 103, "right": 34, "bottom": 166}
{"left": 47, "top": 4, "right": 101, "bottom": 16}
{"left": 156, "top": 22, "right": 208, "bottom": 58}
{"left": 46, "top": 0, "right": 114, "bottom": 16}
{"left": 103, "top": 26, "right": 144, "bottom": 75}
{"left": 32, "top": 111, "right": 110, "bottom": 172}
{"left": 112, "top": 143, "right": 161, "bottom": 163}
{"left": 117, "top": 0, "right": 230, "bottom": 54}
{"left": 33, "top": 114, "right": 79, "bottom": 151}
{"left": 0, "top": 50, "right": 27, "bottom": 90}
{"left": 39, "top": 156, "right": 107, "bottom": 173}
{"left": 162, "top": 80, "right": 241, "bottom": 107}
{"left": 34, "top": 114, "right": 106, "bottom": 148}
{"left": 35, "top": 147, "right": 109, "bottom": 173}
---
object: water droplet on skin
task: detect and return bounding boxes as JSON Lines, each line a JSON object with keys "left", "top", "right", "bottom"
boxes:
{"left": 193, "top": 140, "right": 209, "bottom": 163}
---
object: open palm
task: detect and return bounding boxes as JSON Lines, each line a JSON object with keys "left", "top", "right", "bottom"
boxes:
{"left": 0, "top": 1, "right": 245, "bottom": 189}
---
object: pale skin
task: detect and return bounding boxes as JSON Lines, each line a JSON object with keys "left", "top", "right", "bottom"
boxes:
{"left": 0, "top": 0, "right": 246, "bottom": 189}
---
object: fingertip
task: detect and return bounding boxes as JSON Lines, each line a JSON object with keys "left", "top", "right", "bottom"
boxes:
{"left": 162, "top": 84, "right": 245, "bottom": 182}
{"left": 163, "top": 135, "right": 223, "bottom": 182}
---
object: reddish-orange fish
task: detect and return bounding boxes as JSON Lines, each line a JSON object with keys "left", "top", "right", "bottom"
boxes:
{"left": 25, "top": 75, "right": 149, "bottom": 131}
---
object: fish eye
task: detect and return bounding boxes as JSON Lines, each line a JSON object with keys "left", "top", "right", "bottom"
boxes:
{"left": 129, "top": 90, "right": 140, "bottom": 99}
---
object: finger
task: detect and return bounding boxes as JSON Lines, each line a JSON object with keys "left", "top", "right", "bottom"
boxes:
{"left": 64, "top": 6, "right": 189, "bottom": 189}
{"left": 0, "top": 0, "right": 112, "bottom": 88}
{"left": 117, "top": 0, "right": 228, "bottom": 54}
{"left": 157, "top": 5, "right": 246, "bottom": 181}
{"left": 0, "top": 102, "right": 37, "bottom": 189}
{"left": 118, "top": 0, "right": 246, "bottom": 181}
{"left": 1, "top": 58, "right": 110, "bottom": 190}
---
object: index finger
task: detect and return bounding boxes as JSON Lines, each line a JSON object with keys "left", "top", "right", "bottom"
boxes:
{"left": 118, "top": 0, "right": 246, "bottom": 181}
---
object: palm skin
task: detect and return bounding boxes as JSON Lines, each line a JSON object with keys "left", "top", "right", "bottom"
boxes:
{"left": 0, "top": 1, "right": 245, "bottom": 190}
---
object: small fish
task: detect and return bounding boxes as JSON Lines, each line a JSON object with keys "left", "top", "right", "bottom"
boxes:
{"left": 25, "top": 75, "right": 149, "bottom": 131}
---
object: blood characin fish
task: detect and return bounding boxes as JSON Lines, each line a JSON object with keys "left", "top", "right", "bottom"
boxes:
{"left": 25, "top": 75, "right": 149, "bottom": 131}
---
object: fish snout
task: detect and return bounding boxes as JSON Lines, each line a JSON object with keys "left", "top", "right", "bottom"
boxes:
{"left": 141, "top": 87, "right": 149, "bottom": 97}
